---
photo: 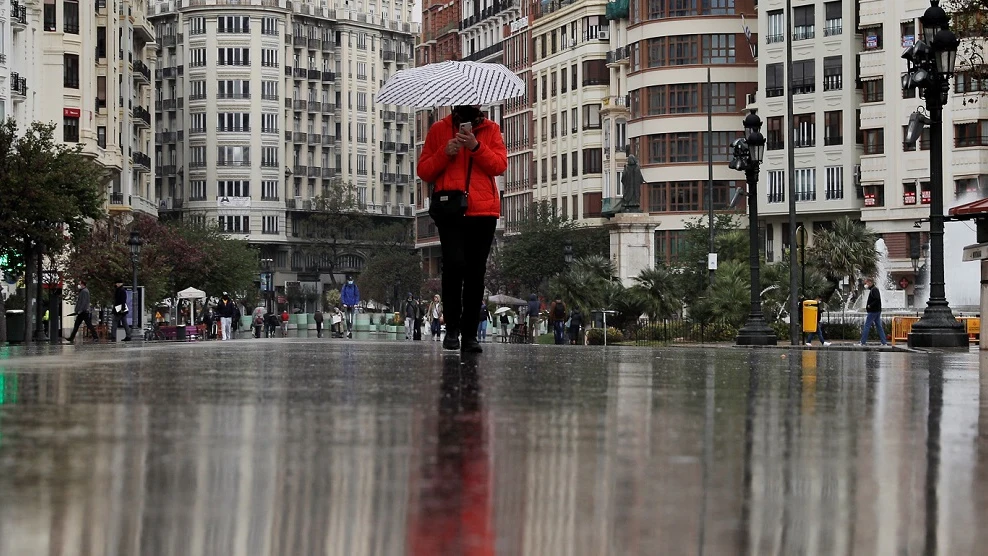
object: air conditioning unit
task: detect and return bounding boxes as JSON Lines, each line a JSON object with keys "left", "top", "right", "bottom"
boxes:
{"left": 598, "top": 30, "right": 610, "bottom": 40}
{"left": 294, "top": 195, "right": 303, "bottom": 207}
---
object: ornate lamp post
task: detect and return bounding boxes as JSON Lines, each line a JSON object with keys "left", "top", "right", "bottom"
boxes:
{"left": 127, "top": 230, "right": 143, "bottom": 330}
{"left": 732, "top": 110, "right": 778, "bottom": 346}
{"left": 903, "top": 0, "right": 968, "bottom": 348}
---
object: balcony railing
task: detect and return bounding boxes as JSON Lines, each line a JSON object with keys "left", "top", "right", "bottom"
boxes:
{"left": 381, "top": 141, "right": 396, "bottom": 152}
{"left": 309, "top": 101, "right": 322, "bottom": 111}
{"left": 308, "top": 167, "right": 320, "bottom": 177}
{"left": 132, "top": 151, "right": 152, "bottom": 170}
{"left": 308, "top": 134, "right": 321, "bottom": 145}
{"left": 322, "top": 168, "right": 336, "bottom": 178}
{"left": 308, "top": 69, "right": 321, "bottom": 79}
{"left": 824, "top": 135, "right": 843, "bottom": 146}
{"left": 322, "top": 71, "right": 335, "bottom": 82}
{"left": 11, "top": 2, "right": 27, "bottom": 27}
{"left": 382, "top": 110, "right": 396, "bottom": 121}
{"left": 322, "top": 134, "right": 335, "bottom": 145}
{"left": 133, "top": 106, "right": 152, "bottom": 126}
{"left": 217, "top": 160, "right": 251, "bottom": 167}
{"left": 823, "top": 74, "right": 842, "bottom": 91}
{"left": 397, "top": 143, "right": 410, "bottom": 154}
{"left": 293, "top": 132, "right": 307, "bottom": 142}
{"left": 110, "top": 192, "right": 125, "bottom": 205}
{"left": 294, "top": 100, "right": 307, "bottom": 110}
{"left": 294, "top": 68, "right": 308, "bottom": 79}
{"left": 133, "top": 60, "right": 152, "bottom": 81}
{"left": 294, "top": 165, "right": 308, "bottom": 175}
{"left": 605, "top": 46, "right": 629, "bottom": 64}
{"left": 462, "top": 42, "right": 503, "bottom": 62}
{"left": 795, "top": 190, "right": 817, "bottom": 202}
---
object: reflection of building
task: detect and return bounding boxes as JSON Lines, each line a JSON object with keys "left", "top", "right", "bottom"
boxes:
{"left": 151, "top": 0, "right": 418, "bottom": 291}
{"left": 6, "top": 0, "right": 158, "bottom": 217}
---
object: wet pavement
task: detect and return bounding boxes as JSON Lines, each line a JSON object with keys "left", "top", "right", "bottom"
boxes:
{"left": 0, "top": 339, "right": 984, "bottom": 555}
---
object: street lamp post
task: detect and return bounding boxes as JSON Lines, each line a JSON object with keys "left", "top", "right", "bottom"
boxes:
{"left": 261, "top": 257, "right": 274, "bottom": 313}
{"left": 732, "top": 110, "right": 778, "bottom": 346}
{"left": 903, "top": 0, "right": 969, "bottom": 348}
{"left": 127, "top": 230, "right": 143, "bottom": 330}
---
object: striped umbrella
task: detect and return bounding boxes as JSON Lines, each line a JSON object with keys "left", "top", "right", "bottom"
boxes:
{"left": 376, "top": 60, "right": 526, "bottom": 107}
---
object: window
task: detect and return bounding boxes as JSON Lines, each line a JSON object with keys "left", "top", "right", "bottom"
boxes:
{"left": 541, "top": 159, "right": 547, "bottom": 183}
{"left": 863, "top": 129, "right": 884, "bottom": 154}
{"left": 261, "top": 17, "right": 278, "bottom": 36}
{"left": 646, "top": 180, "right": 739, "bottom": 212}
{"left": 217, "top": 80, "right": 250, "bottom": 99}
{"left": 357, "top": 93, "right": 367, "bottom": 111}
{"left": 862, "top": 26, "right": 883, "bottom": 50}
{"left": 357, "top": 32, "right": 367, "bottom": 49}
{"left": 792, "top": 59, "right": 815, "bottom": 94}
{"left": 704, "top": 82, "right": 736, "bottom": 113}
{"left": 767, "top": 116, "right": 784, "bottom": 150}
{"left": 97, "top": 126, "right": 106, "bottom": 148}
{"left": 823, "top": 56, "right": 842, "bottom": 91}
{"left": 190, "top": 180, "right": 207, "bottom": 200}
{"left": 654, "top": 230, "right": 688, "bottom": 264}
{"left": 261, "top": 113, "right": 278, "bottom": 133}
{"left": 825, "top": 166, "right": 844, "bottom": 200}
{"left": 561, "top": 111, "right": 568, "bottom": 135}
{"left": 262, "top": 49, "right": 278, "bottom": 67}
{"left": 190, "top": 146, "right": 207, "bottom": 167}
{"left": 561, "top": 154, "right": 568, "bottom": 179}
{"left": 793, "top": 113, "right": 815, "bottom": 148}
{"left": 582, "top": 60, "right": 608, "bottom": 86}
{"left": 795, "top": 168, "right": 816, "bottom": 201}
{"left": 218, "top": 180, "right": 249, "bottom": 197}
{"left": 551, "top": 113, "right": 558, "bottom": 137}
{"left": 357, "top": 123, "right": 367, "bottom": 143}
{"left": 824, "top": 111, "right": 843, "bottom": 145}
{"left": 217, "top": 113, "right": 250, "bottom": 132}
{"left": 217, "top": 145, "right": 250, "bottom": 166}
{"left": 218, "top": 48, "right": 250, "bottom": 66}
{"left": 189, "top": 17, "right": 206, "bottom": 35}
{"left": 703, "top": 34, "right": 735, "bottom": 64}
{"left": 190, "top": 113, "right": 206, "bottom": 133}
{"left": 63, "top": 54, "right": 79, "bottom": 88}
{"left": 262, "top": 146, "right": 279, "bottom": 167}
{"left": 766, "top": 63, "right": 784, "bottom": 97}
{"left": 357, "top": 154, "right": 367, "bottom": 175}
{"left": 63, "top": 115, "right": 79, "bottom": 142}
{"left": 218, "top": 215, "right": 250, "bottom": 233}
{"left": 561, "top": 68, "right": 568, "bottom": 93}
{"left": 96, "top": 26, "right": 106, "bottom": 58}
{"left": 217, "top": 15, "right": 249, "bottom": 33}
{"left": 571, "top": 64, "right": 578, "bottom": 90}
{"left": 767, "top": 10, "right": 784, "bottom": 43}
{"left": 825, "top": 1, "right": 843, "bottom": 36}
{"left": 793, "top": 5, "right": 815, "bottom": 40}
{"left": 63, "top": 1, "right": 79, "bottom": 34}
{"left": 262, "top": 81, "right": 278, "bottom": 100}
{"left": 262, "top": 180, "right": 278, "bottom": 199}
{"left": 583, "top": 149, "right": 602, "bottom": 174}
{"left": 263, "top": 216, "right": 279, "bottom": 234}
{"left": 189, "top": 80, "right": 206, "bottom": 100}
{"left": 582, "top": 104, "right": 602, "bottom": 130}
{"left": 357, "top": 62, "right": 367, "bottom": 79}
{"left": 44, "top": 0, "right": 57, "bottom": 31}
{"left": 955, "top": 71, "right": 988, "bottom": 94}
{"left": 902, "top": 124, "right": 931, "bottom": 151}
{"left": 189, "top": 48, "right": 206, "bottom": 67}
{"left": 955, "top": 121, "right": 988, "bottom": 147}
{"left": 862, "top": 79, "right": 883, "bottom": 102}
{"left": 768, "top": 170, "right": 785, "bottom": 203}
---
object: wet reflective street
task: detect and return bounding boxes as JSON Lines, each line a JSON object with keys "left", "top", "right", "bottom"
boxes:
{"left": 0, "top": 340, "right": 984, "bottom": 555}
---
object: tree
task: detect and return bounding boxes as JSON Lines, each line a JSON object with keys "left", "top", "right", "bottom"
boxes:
{"left": 297, "top": 181, "right": 370, "bottom": 288}
{"left": 809, "top": 216, "right": 878, "bottom": 292}
{"left": 356, "top": 221, "right": 423, "bottom": 309}
{"left": 630, "top": 265, "right": 682, "bottom": 320}
{"left": 0, "top": 120, "right": 107, "bottom": 343}
{"left": 944, "top": 1, "right": 988, "bottom": 86}
{"left": 496, "top": 200, "right": 608, "bottom": 296}
{"left": 673, "top": 213, "right": 749, "bottom": 308}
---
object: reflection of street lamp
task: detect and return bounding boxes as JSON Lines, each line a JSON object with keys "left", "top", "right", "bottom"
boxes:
{"left": 127, "top": 230, "right": 143, "bottom": 329}
{"left": 903, "top": 0, "right": 968, "bottom": 348}
{"left": 731, "top": 110, "right": 777, "bottom": 346}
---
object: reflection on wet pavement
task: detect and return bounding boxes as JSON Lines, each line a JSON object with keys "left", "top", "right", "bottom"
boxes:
{"left": 0, "top": 341, "right": 983, "bottom": 555}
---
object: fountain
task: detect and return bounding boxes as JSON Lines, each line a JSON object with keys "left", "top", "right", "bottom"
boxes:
{"left": 864, "top": 238, "right": 909, "bottom": 310}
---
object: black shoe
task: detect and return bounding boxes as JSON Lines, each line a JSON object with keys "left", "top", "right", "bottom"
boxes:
{"left": 443, "top": 335, "right": 461, "bottom": 350}
{"left": 66, "top": 336, "right": 75, "bottom": 343}
{"left": 122, "top": 337, "right": 132, "bottom": 342}
{"left": 461, "top": 338, "right": 483, "bottom": 353}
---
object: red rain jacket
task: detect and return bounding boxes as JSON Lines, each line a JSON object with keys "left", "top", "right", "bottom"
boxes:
{"left": 417, "top": 114, "right": 507, "bottom": 218}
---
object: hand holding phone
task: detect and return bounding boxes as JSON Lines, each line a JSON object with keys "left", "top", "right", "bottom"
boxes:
{"left": 456, "top": 122, "right": 478, "bottom": 151}
{"left": 459, "top": 122, "right": 473, "bottom": 133}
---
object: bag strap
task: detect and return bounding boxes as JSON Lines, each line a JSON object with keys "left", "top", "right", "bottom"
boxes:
{"left": 465, "top": 157, "right": 474, "bottom": 198}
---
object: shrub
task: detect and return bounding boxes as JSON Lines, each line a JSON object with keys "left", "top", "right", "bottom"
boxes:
{"left": 587, "top": 327, "right": 624, "bottom": 345}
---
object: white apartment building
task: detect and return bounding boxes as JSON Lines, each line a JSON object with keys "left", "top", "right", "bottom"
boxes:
{"left": 531, "top": 0, "right": 611, "bottom": 223}
{"left": 4, "top": 0, "right": 156, "bottom": 217}
{"left": 756, "top": 0, "right": 863, "bottom": 265}
{"left": 151, "top": 0, "right": 418, "bottom": 285}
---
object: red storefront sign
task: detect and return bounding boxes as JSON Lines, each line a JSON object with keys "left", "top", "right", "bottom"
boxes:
{"left": 921, "top": 189, "right": 932, "bottom": 204}
{"left": 63, "top": 107, "right": 81, "bottom": 118}
{"left": 864, "top": 193, "right": 877, "bottom": 206}
{"left": 903, "top": 191, "right": 917, "bottom": 205}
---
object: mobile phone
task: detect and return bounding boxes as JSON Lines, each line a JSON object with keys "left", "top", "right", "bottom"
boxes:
{"left": 459, "top": 122, "right": 472, "bottom": 133}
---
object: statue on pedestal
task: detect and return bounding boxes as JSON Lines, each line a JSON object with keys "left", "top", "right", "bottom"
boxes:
{"left": 603, "top": 155, "right": 645, "bottom": 217}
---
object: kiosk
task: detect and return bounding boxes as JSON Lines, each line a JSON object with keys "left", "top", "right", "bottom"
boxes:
{"left": 948, "top": 198, "right": 988, "bottom": 350}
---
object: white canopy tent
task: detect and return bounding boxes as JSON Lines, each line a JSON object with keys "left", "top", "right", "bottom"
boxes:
{"left": 176, "top": 287, "right": 206, "bottom": 324}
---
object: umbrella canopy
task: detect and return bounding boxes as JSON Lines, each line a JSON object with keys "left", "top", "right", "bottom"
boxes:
{"left": 376, "top": 61, "right": 526, "bottom": 108}
{"left": 487, "top": 294, "right": 527, "bottom": 306}
{"left": 177, "top": 287, "right": 206, "bottom": 300}
{"left": 493, "top": 306, "right": 514, "bottom": 315}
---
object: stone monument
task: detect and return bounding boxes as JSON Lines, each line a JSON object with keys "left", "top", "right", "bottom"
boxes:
{"left": 606, "top": 156, "right": 653, "bottom": 286}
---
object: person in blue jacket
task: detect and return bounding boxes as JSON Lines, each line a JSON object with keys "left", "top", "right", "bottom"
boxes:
{"left": 340, "top": 275, "right": 360, "bottom": 338}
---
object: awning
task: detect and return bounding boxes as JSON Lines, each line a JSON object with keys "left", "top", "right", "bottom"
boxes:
{"left": 949, "top": 197, "right": 988, "bottom": 218}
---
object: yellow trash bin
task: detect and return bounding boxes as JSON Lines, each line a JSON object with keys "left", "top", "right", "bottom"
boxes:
{"left": 802, "top": 300, "right": 819, "bottom": 334}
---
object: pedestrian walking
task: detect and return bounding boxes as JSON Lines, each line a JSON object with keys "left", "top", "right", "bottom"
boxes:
{"left": 548, "top": 296, "right": 567, "bottom": 345}
{"left": 413, "top": 298, "right": 424, "bottom": 340}
{"left": 568, "top": 308, "right": 583, "bottom": 345}
{"left": 280, "top": 309, "right": 290, "bottom": 337}
{"left": 477, "top": 303, "right": 490, "bottom": 342}
{"left": 314, "top": 308, "right": 324, "bottom": 338}
{"left": 499, "top": 312, "right": 510, "bottom": 341}
{"left": 331, "top": 306, "right": 344, "bottom": 337}
{"left": 110, "top": 279, "right": 132, "bottom": 341}
{"left": 805, "top": 295, "right": 832, "bottom": 346}
{"left": 418, "top": 104, "right": 507, "bottom": 353}
{"left": 404, "top": 293, "right": 418, "bottom": 340}
{"left": 66, "top": 279, "right": 98, "bottom": 343}
{"left": 340, "top": 276, "right": 360, "bottom": 338}
{"left": 428, "top": 294, "right": 443, "bottom": 341}
{"left": 527, "top": 294, "right": 541, "bottom": 344}
{"left": 253, "top": 311, "right": 264, "bottom": 339}
{"left": 860, "top": 278, "right": 888, "bottom": 346}
{"left": 216, "top": 293, "right": 235, "bottom": 341}
{"left": 232, "top": 303, "right": 242, "bottom": 338}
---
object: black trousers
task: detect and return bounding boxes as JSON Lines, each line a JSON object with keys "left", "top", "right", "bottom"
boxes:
{"left": 68, "top": 311, "right": 96, "bottom": 340}
{"left": 436, "top": 215, "right": 497, "bottom": 341}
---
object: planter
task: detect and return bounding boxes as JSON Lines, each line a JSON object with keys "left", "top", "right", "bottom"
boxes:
{"left": 355, "top": 313, "right": 372, "bottom": 332}
{"left": 297, "top": 313, "right": 309, "bottom": 326}
{"left": 386, "top": 325, "right": 398, "bottom": 334}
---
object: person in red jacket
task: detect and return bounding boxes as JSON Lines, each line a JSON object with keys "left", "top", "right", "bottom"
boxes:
{"left": 418, "top": 105, "right": 507, "bottom": 353}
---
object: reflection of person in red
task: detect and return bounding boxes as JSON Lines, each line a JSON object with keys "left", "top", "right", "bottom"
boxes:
{"left": 408, "top": 355, "right": 493, "bottom": 555}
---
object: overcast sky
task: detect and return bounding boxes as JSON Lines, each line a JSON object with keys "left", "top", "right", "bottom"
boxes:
{"left": 412, "top": 0, "right": 421, "bottom": 23}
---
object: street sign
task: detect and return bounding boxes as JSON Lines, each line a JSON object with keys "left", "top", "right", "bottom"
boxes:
{"left": 962, "top": 242, "right": 988, "bottom": 262}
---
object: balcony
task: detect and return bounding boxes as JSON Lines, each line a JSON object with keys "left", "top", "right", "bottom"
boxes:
{"left": 133, "top": 60, "right": 152, "bottom": 82}
{"left": 322, "top": 71, "right": 335, "bottom": 82}
{"left": 294, "top": 165, "right": 308, "bottom": 175}
{"left": 110, "top": 192, "right": 126, "bottom": 205}
{"left": 308, "top": 69, "right": 321, "bottom": 79}
{"left": 161, "top": 34, "right": 177, "bottom": 48}
{"left": 11, "top": 74, "right": 27, "bottom": 100}
{"left": 156, "top": 131, "right": 178, "bottom": 143}
{"left": 397, "top": 174, "right": 411, "bottom": 185}
{"left": 285, "top": 130, "right": 293, "bottom": 141}
{"left": 309, "top": 38, "right": 321, "bottom": 49}
{"left": 606, "top": 47, "right": 629, "bottom": 64}
{"left": 322, "top": 103, "right": 335, "bottom": 114}
{"left": 133, "top": 106, "right": 152, "bottom": 127}
{"left": 162, "top": 99, "right": 177, "bottom": 111}
{"left": 397, "top": 143, "right": 410, "bottom": 154}
{"left": 159, "top": 165, "right": 177, "bottom": 175}
{"left": 285, "top": 97, "right": 293, "bottom": 109}
{"left": 308, "top": 134, "right": 321, "bottom": 145}
{"left": 397, "top": 113, "right": 409, "bottom": 123}
{"left": 381, "top": 172, "right": 397, "bottom": 184}
{"left": 217, "top": 126, "right": 250, "bottom": 133}
{"left": 308, "top": 167, "right": 320, "bottom": 178}
{"left": 217, "top": 159, "right": 251, "bottom": 167}
{"left": 323, "top": 40, "right": 334, "bottom": 51}
{"left": 381, "top": 141, "right": 396, "bottom": 152}
{"left": 462, "top": 42, "right": 503, "bottom": 63}
{"left": 294, "top": 67, "right": 308, "bottom": 79}
{"left": 293, "top": 132, "right": 307, "bottom": 142}
{"left": 322, "top": 135, "right": 335, "bottom": 146}
{"left": 823, "top": 74, "right": 842, "bottom": 91}
{"left": 11, "top": 2, "right": 27, "bottom": 29}
{"left": 382, "top": 50, "right": 396, "bottom": 61}
{"left": 293, "top": 100, "right": 307, "bottom": 111}
{"left": 132, "top": 151, "right": 152, "bottom": 172}
{"left": 322, "top": 168, "right": 336, "bottom": 178}
{"left": 285, "top": 65, "right": 293, "bottom": 77}
{"left": 309, "top": 101, "right": 322, "bottom": 112}
{"left": 382, "top": 110, "right": 396, "bottom": 121}
{"left": 160, "top": 66, "right": 178, "bottom": 79}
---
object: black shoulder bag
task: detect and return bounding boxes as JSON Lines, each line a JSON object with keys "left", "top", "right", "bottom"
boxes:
{"left": 429, "top": 121, "right": 475, "bottom": 221}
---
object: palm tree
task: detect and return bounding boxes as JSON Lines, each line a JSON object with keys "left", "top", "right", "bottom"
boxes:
{"left": 549, "top": 255, "right": 615, "bottom": 315}
{"left": 631, "top": 266, "right": 682, "bottom": 320}
{"left": 810, "top": 216, "right": 879, "bottom": 286}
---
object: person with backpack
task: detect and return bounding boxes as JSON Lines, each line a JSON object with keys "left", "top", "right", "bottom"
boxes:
{"left": 568, "top": 308, "right": 583, "bottom": 345}
{"left": 548, "top": 295, "right": 567, "bottom": 345}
